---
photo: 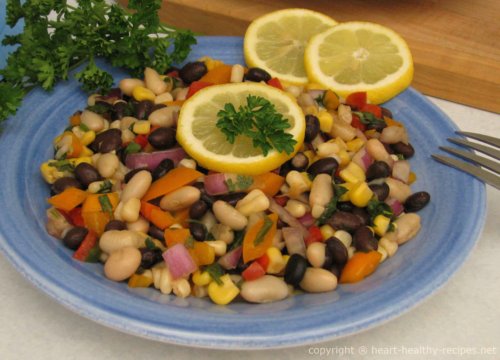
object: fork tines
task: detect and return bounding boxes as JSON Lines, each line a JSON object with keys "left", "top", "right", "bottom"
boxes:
{"left": 432, "top": 131, "right": 500, "bottom": 190}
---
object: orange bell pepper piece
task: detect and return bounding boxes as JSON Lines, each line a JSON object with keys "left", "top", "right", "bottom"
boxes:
{"left": 128, "top": 273, "right": 154, "bottom": 288}
{"left": 339, "top": 251, "right": 382, "bottom": 284}
{"left": 164, "top": 228, "right": 191, "bottom": 248}
{"left": 383, "top": 116, "right": 403, "bottom": 127}
{"left": 140, "top": 201, "right": 175, "bottom": 230}
{"left": 164, "top": 228, "right": 215, "bottom": 266}
{"left": 243, "top": 213, "right": 278, "bottom": 263}
{"left": 81, "top": 193, "right": 119, "bottom": 235}
{"left": 198, "top": 64, "right": 232, "bottom": 84}
{"left": 248, "top": 172, "right": 285, "bottom": 197}
{"left": 69, "top": 112, "right": 81, "bottom": 126}
{"left": 47, "top": 187, "right": 87, "bottom": 211}
{"left": 82, "top": 193, "right": 119, "bottom": 213}
{"left": 142, "top": 167, "right": 203, "bottom": 202}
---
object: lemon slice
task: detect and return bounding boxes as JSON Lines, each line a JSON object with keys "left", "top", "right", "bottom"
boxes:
{"left": 244, "top": 8, "right": 337, "bottom": 84}
{"left": 305, "top": 22, "right": 414, "bottom": 104}
{"left": 176, "top": 83, "right": 305, "bottom": 175}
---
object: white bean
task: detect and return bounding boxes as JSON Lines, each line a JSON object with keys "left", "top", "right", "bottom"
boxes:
{"left": 299, "top": 268, "right": 337, "bottom": 293}
{"left": 240, "top": 275, "right": 289, "bottom": 303}
{"left": 235, "top": 189, "right": 270, "bottom": 216}
{"left": 80, "top": 110, "right": 105, "bottom": 132}
{"left": 104, "top": 247, "right": 141, "bottom": 281}
{"left": 230, "top": 64, "right": 245, "bottom": 83}
{"left": 212, "top": 200, "right": 248, "bottom": 231}
{"left": 96, "top": 153, "right": 119, "bottom": 178}
{"left": 148, "top": 106, "right": 179, "bottom": 128}
{"left": 121, "top": 170, "right": 152, "bottom": 203}
{"left": 306, "top": 242, "right": 327, "bottom": 268}
{"left": 160, "top": 186, "right": 201, "bottom": 212}
{"left": 385, "top": 177, "right": 412, "bottom": 203}
{"left": 121, "top": 198, "right": 141, "bottom": 223}
{"left": 119, "top": 78, "right": 145, "bottom": 96}
{"left": 99, "top": 230, "right": 144, "bottom": 254}
{"left": 154, "top": 92, "right": 173, "bottom": 104}
{"left": 380, "top": 126, "right": 408, "bottom": 144}
{"left": 309, "top": 174, "right": 333, "bottom": 218}
{"left": 366, "top": 138, "right": 393, "bottom": 166}
{"left": 126, "top": 216, "right": 150, "bottom": 233}
{"left": 210, "top": 223, "right": 234, "bottom": 244}
{"left": 144, "top": 67, "right": 168, "bottom": 95}
{"left": 394, "top": 213, "right": 421, "bottom": 244}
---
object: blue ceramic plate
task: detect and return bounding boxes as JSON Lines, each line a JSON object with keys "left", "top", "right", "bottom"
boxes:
{"left": 0, "top": 29, "right": 486, "bottom": 348}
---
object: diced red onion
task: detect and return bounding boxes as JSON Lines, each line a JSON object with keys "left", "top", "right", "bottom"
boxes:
{"left": 352, "top": 147, "right": 373, "bottom": 172}
{"left": 218, "top": 246, "right": 242, "bottom": 270}
{"left": 268, "top": 197, "right": 309, "bottom": 238}
{"left": 298, "top": 212, "right": 315, "bottom": 227}
{"left": 282, "top": 227, "right": 306, "bottom": 257}
{"left": 125, "top": 147, "right": 187, "bottom": 170}
{"left": 385, "top": 197, "right": 404, "bottom": 216}
{"left": 163, "top": 244, "right": 197, "bottom": 280}
{"left": 204, "top": 173, "right": 230, "bottom": 195}
{"left": 392, "top": 160, "right": 410, "bottom": 183}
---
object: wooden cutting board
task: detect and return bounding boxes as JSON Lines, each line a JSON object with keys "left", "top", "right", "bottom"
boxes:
{"left": 119, "top": 0, "right": 500, "bottom": 113}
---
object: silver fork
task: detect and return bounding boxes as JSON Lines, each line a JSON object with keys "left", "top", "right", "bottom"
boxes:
{"left": 432, "top": 131, "right": 500, "bottom": 190}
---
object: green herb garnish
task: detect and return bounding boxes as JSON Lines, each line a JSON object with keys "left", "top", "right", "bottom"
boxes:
{"left": 145, "top": 237, "right": 156, "bottom": 250}
{"left": 124, "top": 141, "right": 141, "bottom": 155}
{"left": 0, "top": 0, "right": 196, "bottom": 126}
{"left": 79, "top": 123, "right": 89, "bottom": 132}
{"left": 253, "top": 216, "right": 273, "bottom": 246}
{"left": 216, "top": 95, "right": 297, "bottom": 156}
{"left": 353, "top": 111, "right": 386, "bottom": 129}
{"left": 225, "top": 175, "right": 254, "bottom": 192}
{"left": 204, "top": 263, "right": 225, "bottom": 285}
{"left": 97, "top": 180, "right": 113, "bottom": 194}
{"left": 185, "top": 236, "right": 195, "bottom": 249}
{"left": 228, "top": 230, "right": 244, "bottom": 251}
{"left": 317, "top": 184, "right": 349, "bottom": 226}
{"left": 366, "top": 198, "right": 394, "bottom": 222}
{"left": 48, "top": 160, "right": 75, "bottom": 173}
{"left": 98, "top": 194, "right": 113, "bottom": 214}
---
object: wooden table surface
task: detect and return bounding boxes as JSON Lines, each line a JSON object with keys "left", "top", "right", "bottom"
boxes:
{"left": 120, "top": 0, "right": 500, "bottom": 113}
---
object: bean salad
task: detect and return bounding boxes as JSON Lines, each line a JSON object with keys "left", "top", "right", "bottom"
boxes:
{"left": 41, "top": 57, "right": 430, "bottom": 305}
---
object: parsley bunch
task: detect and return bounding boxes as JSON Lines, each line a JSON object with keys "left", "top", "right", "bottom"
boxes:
{"left": 0, "top": 0, "right": 196, "bottom": 126}
{"left": 216, "top": 95, "right": 297, "bottom": 156}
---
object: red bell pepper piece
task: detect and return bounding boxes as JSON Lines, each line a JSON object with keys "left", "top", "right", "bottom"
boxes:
{"left": 166, "top": 70, "right": 179, "bottom": 77}
{"left": 186, "top": 81, "right": 213, "bottom": 99}
{"left": 361, "top": 104, "right": 382, "bottom": 118}
{"left": 255, "top": 254, "right": 269, "bottom": 271}
{"left": 73, "top": 230, "right": 98, "bottom": 262}
{"left": 305, "top": 225, "right": 323, "bottom": 246}
{"left": 345, "top": 92, "right": 367, "bottom": 110}
{"left": 267, "top": 77, "right": 283, "bottom": 90}
{"left": 242, "top": 261, "right": 266, "bottom": 281}
{"left": 351, "top": 114, "right": 366, "bottom": 132}
{"left": 134, "top": 134, "right": 149, "bottom": 149}
{"left": 67, "top": 207, "right": 85, "bottom": 227}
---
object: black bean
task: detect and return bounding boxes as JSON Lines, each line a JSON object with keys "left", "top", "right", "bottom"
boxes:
{"left": 140, "top": 248, "right": 163, "bottom": 269}
{"left": 352, "top": 207, "right": 370, "bottom": 226}
{"left": 189, "top": 200, "right": 208, "bottom": 219}
{"left": 189, "top": 222, "right": 207, "bottom": 241}
{"left": 353, "top": 227, "right": 378, "bottom": 252}
{"left": 404, "top": 191, "right": 431, "bottom": 212}
{"left": 179, "top": 61, "right": 207, "bottom": 84}
{"left": 369, "top": 182, "right": 390, "bottom": 201}
{"left": 304, "top": 114, "right": 320, "bottom": 142}
{"left": 307, "top": 157, "right": 339, "bottom": 178}
{"left": 63, "top": 227, "right": 88, "bottom": 250}
{"left": 337, "top": 201, "right": 355, "bottom": 212}
{"left": 244, "top": 67, "right": 271, "bottom": 83}
{"left": 152, "top": 158, "right": 174, "bottom": 181}
{"left": 148, "top": 224, "right": 165, "bottom": 242}
{"left": 381, "top": 107, "right": 393, "bottom": 119}
{"left": 89, "top": 128, "right": 122, "bottom": 153}
{"left": 51, "top": 177, "right": 82, "bottom": 194}
{"left": 74, "top": 163, "right": 102, "bottom": 187}
{"left": 325, "top": 237, "right": 348, "bottom": 268}
{"left": 104, "top": 220, "right": 127, "bottom": 231}
{"left": 113, "top": 100, "right": 132, "bottom": 119}
{"left": 284, "top": 254, "right": 308, "bottom": 286}
{"left": 366, "top": 161, "right": 391, "bottom": 181}
{"left": 217, "top": 192, "right": 246, "bottom": 207}
{"left": 366, "top": 121, "right": 387, "bottom": 132}
{"left": 391, "top": 142, "right": 415, "bottom": 159}
{"left": 124, "top": 167, "right": 149, "bottom": 184}
{"left": 134, "top": 100, "right": 154, "bottom": 120}
{"left": 148, "top": 127, "right": 176, "bottom": 150}
{"left": 151, "top": 103, "right": 167, "bottom": 113}
{"left": 330, "top": 264, "right": 341, "bottom": 279}
{"left": 327, "top": 211, "right": 362, "bottom": 233}
{"left": 322, "top": 243, "right": 333, "bottom": 269}
{"left": 290, "top": 152, "right": 309, "bottom": 172}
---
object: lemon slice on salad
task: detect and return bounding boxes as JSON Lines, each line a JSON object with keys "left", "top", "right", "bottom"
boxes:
{"left": 305, "top": 22, "right": 414, "bottom": 104}
{"left": 244, "top": 8, "right": 337, "bottom": 84}
{"left": 176, "top": 83, "right": 305, "bottom": 175}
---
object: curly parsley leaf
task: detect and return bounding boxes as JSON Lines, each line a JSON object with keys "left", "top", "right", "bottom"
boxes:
{"left": 216, "top": 95, "right": 297, "bottom": 156}
{"left": 317, "top": 184, "right": 349, "bottom": 226}
{"left": 204, "top": 263, "right": 225, "bottom": 285}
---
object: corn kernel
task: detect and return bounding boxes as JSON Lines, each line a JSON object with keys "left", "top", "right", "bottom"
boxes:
{"left": 333, "top": 137, "right": 347, "bottom": 150}
{"left": 79, "top": 146, "right": 93, "bottom": 157}
{"left": 334, "top": 230, "right": 352, "bottom": 247}
{"left": 339, "top": 161, "right": 366, "bottom": 183}
{"left": 283, "top": 255, "right": 290, "bottom": 266}
{"left": 323, "top": 90, "right": 339, "bottom": 110}
{"left": 286, "top": 170, "right": 312, "bottom": 198}
{"left": 80, "top": 130, "right": 96, "bottom": 146}
{"left": 266, "top": 247, "right": 286, "bottom": 274}
{"left": 373, "top": 214, "right": 391, "bottom": 236}
{"left": 132, "top": 120, "right": 151, "bottom": 135}
{"left": 204, "top": 240, "right": 227, "bottom": 257}
{"left": 132, "top": 86, "right": 155, "bottom": 102}
{"left": 349, "top": 181, "right": 373, "bottom": 207}
{"left": 320, "top": 225, "right": 335, "bottom": 240}
{"left": 408, "top": 172, "right": 417, "bottom": 184}
{"left": 338, "top": 150, "right": 351, "bottom": 167}
{"left": 317, "top": 110, "right": 334, "bottom": 133}
{"left": 192, "top": 270, "right": 212, "bottom": 286}
{"left": 207, "top": 274, "right": 240, "bottom": 305}
{"left": 317, "top": 142, "right": 340, "bottom": 158}
{"left": 346, "top": 138, "right": 365, "bottom": 152}
{"left": 377, "top": 246, "right": 388, "bottom": 262}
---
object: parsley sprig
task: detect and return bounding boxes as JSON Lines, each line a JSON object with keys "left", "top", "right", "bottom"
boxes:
{"left": 216, "top": 95, "right": 297, "bottom": 156}
{"left": 0, "top": 0, "right": 196, "bottom": 126}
